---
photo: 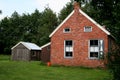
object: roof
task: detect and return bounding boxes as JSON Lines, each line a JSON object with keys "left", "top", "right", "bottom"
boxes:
{"left": 11, "top": 41, "right": 41, "bottom": 50}
{"left": 41, "top": 42, "right": 51, "bottom": 49}
{"left": 49, "top": 9, "right": 110, "bottom": 37}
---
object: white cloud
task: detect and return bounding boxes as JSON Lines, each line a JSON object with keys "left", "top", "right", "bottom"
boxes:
{"left": 0, "top": 0, "right": 71, "bottom": 20}
{"left": 36, "top": 0, "right": 70, "bottom": 13}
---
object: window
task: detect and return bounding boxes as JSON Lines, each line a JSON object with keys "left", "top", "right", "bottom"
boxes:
{"left": 89, "top": 40, "right": 104, "bottom": 59}
{"left": 64, "top": 28, "right": 71, "bottom": 33}
{"left": 84, "top": 26, "right": 92, "bottom": 32}
{"left": 64, "top": 40, "right": 73, "bottom": 58}
{"left": 32, "top": 51, "right": 36, "bottom": 56}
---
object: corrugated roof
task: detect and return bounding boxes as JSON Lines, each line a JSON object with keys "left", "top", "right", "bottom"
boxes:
{"left": 11, "top": 41, "right": 41, "bottom": 50}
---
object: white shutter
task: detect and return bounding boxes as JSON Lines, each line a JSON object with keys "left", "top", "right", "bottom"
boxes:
{"left": 99, "top": 40, "right": 104, "bottom": 52}
{"left": 99, "top": 40, "right": 104, "bottom": 59}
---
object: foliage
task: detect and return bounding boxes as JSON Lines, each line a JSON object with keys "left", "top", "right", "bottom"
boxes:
{"left": 58, "top": 0, "right": 74, "bottom": 23}
{"left": 0, "top": 10, "right": 2, "bottom": 14}
{"left": 0, "top": 55, "right": 111, "bottom": 80}
{"left": 0, "top": 8, "right": 58, "bottom": 54}
{"left": 90, "top": 0, "right": 120, "bottom": 44}
{"left": 89, "top": 1, "right": 120, "bottom": 79}
{"left": 58, "top": 0, "right": 91, "bottom": 23}
{"left": 107, "top": 47, "right": 120, "bottom": 80}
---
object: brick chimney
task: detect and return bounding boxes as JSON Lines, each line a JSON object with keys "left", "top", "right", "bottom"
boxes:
{"left": 73, "top": 1, "right": 80, "bottom": 12}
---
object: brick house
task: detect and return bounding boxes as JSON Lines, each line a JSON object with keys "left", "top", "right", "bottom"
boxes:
{"left": 41, "top": 1, "right": 114, "bottom": 67}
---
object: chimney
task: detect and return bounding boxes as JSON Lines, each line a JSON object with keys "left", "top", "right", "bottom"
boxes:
{"left": 73, "top": 1, "right": 80, "bottom": 12}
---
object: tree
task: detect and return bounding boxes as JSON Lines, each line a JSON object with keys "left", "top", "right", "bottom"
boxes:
{"left": 58, "top": 0, "right": 74, "bottom": 23}
{"left": 0, "top": 17, "right": 10, "bottom": 54}
{"left": 108, "top": 47, "right": 120, "bottom": 80}
{"left": 0, "top": 11, "right": 23, "bottom": 54}
{"left": 58, "top": 0, "right": 90, "bottom": 23}
{"left": 38, "top": 7, "right": 58, "bottom": 45}
{"left": 0, "top": 10, "right": 2, "bottom": 14}
{"left": 0, "top": 7, "right": 58, "bottom": 54}
{"left": 89, "top": 0, "right": 120, "bottom": 80}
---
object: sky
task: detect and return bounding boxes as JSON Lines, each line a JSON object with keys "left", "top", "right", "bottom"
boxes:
{"left": 0, "top": 0, "right": 71, "bottom": 20}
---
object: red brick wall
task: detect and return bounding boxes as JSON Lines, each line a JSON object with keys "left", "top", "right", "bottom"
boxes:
{"left": 41, "top": 45, "right": 50, "bottom": 63}
{"left": 50, "top": 4, "right": 109, "bottom": 67}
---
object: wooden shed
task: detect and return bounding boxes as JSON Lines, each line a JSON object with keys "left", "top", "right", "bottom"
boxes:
{"left": 11, "top": 42, "right": 41, "bottom": 61}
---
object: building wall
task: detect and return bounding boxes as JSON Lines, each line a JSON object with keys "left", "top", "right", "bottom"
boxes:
{"left": 11, "top": 43, "right": 30, "bottom": 61}
{"left": 50, "top": 8, "right": 109, "bottom": 67}
{"left": 31, "top": 50, "right": 41, "bottom": 61}
{"left": 41, "top": 45, "right": 50, "bottom": 63}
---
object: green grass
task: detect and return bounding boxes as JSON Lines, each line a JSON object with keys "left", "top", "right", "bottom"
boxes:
{"left": 0, "top": 55, "right": 111, "bottom": 80}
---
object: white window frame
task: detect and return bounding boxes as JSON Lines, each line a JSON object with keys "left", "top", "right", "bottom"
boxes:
{"left": 84, "top": 26, "right": 92, "bottom": 32}
{"left": 88, "top": 39, "right": 104, "bottom": 59}
{"left": 64, "top": 40, "right": 73, "bottom": 58}
{"left": 63, "top": 28, "right": 71, "bottom": 33}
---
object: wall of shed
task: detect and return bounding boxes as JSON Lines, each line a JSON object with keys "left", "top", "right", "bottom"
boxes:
{"left": 41, "top": 45, "right": 50, "bottom": 63}
{"left": 11, "top": 43, "right": 30, "bottom": 61}
{"left": 30, "top": 50, "right": 41, "bottom": 61}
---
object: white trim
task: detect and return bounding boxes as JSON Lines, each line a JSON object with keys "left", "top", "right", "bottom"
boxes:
{"left": 40, "top": 42, "right": 51, "bottom": 49}
{"left": 49, "top": 9, "right": 110, "bottom": 37}
{"left": 64, "top": 40, "right": 74, "bottom": 58}
{"left": 88, "top": 39, "right": 104, "bottom": 59}
{"left": 79, "top": 9, "right": 110, "bottom": 35}
{"left": 49, "top": 10, "right": 75, "bottom": 37}
{"left": 84, "top": 26, "right": 92, "bottom": 32}
{"left": 88, "top": 40, "right": 99, "bottom": 59}
{"left": 63, "top": 28, "right": 71, "bottom": 33}
{"left": 11, "top": 41, "right": 22, "bottom": 50}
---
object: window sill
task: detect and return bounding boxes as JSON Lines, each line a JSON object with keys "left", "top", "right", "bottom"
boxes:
{"left": 89, "top": 57, "right": 99, "bottom": 60}
{"left": 84, "top": 31, "right": 92, "bottom": 32}
{"left": 63, "top": 32, "right": 71, "bottom": 33}
{"left": 64, "top": 57, "right": 73, "bottom": 59}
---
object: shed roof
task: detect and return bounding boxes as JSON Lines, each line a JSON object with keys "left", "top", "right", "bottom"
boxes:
{"left": 41, "top": 42, "right": 51, "bottom": 49}
{"left": 11, "top": 41, "right": 41, "bottom": 50}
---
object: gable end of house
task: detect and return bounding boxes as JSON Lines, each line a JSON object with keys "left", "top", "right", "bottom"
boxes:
{"left": 49, "top": 4, "right": 110, "bottom": 37}
{"left": 79, "top": 9, "right": 110, "bottom": 35}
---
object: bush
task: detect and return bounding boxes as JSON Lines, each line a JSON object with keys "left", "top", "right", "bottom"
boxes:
{"left": 107, "top": 47, "right": 120, "bottom": 80}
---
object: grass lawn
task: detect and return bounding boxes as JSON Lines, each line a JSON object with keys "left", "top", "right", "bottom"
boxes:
{"left": 0, "top": 55, "right": 111, "bottom": 80}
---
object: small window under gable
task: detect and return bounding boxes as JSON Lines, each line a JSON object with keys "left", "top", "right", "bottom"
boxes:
{"left": 84, "top": 26, "right": 92, "bottom": 32}
{"left": 64, "top": 28, "right": 71, "bottom": 33}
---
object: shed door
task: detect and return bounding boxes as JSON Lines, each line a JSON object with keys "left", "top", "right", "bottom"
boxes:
{"left": 16, "top": 49, "right": 29, "bottom": 61}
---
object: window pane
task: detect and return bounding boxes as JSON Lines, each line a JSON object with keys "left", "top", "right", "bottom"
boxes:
{"left": 64, "top": 28, "right": 70, "bottom": 32}
{"left": 66, "top": 40, "right": 72, "bottom": 46}
{"left": 65, "top": 40, "right": 73, "bottom": 58}
{"left": 90, "top": 47, "right": 99, "bottom": 52}
{"left": 65, "top": 52, "right": 72, "bottom": 57}
{"left": 85, "top": 26, "right": 92, "bottom": 32}
{"left": 90, "top": 52, "right": 98, "bottom": 57}
{"left": 66, "top": 46, "right": 73, "bottom": 52}
{"left": 90, "top": 40, "right": 98, "bottom": 46}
